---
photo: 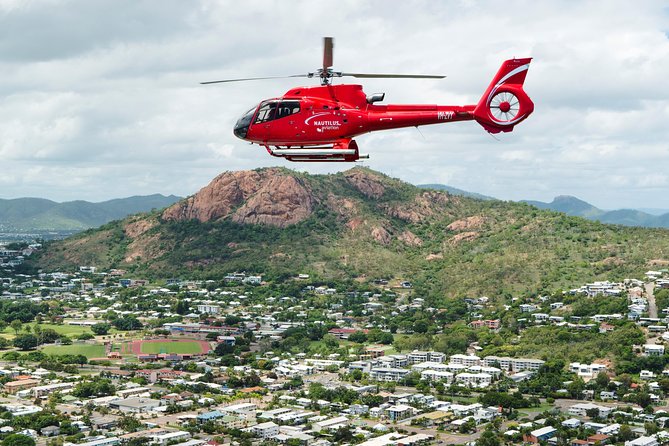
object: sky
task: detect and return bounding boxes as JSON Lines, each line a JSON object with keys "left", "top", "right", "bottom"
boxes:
{"left": 1, "top": 0, "right": 668, "bottom": 209}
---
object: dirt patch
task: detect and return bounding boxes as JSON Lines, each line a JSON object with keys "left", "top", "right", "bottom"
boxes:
{"left": 426, "top": 253, "right": 443, "bottom": 261}
{"left": 124, "top": 218, "right": 157, "bottom": 239}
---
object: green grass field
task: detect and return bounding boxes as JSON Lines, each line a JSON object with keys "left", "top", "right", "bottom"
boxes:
{"left": 40, "top": 344, "right": 106, "bottom": 358}
{"left": 139, "top": 341, "right": 204, "bottom": 354}
{"left": 2, "top": 323, "right": 92, "bottom": 337}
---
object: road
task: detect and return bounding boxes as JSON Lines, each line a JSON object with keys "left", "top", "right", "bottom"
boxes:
{"left": 646, "top": 281, "right": 658, "bottom": 319}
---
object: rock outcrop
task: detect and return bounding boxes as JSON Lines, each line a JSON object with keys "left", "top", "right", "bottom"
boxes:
{"left": 398, "top": 230, "right": 423, "bottom": 246}
{"left": 163, "top": 169, "right": 314, "bottom": 228}
{"left": 344, "top": 169, "right": 386, "bottom": 199}
{"left": 447, "top": 215, "right": 486, "bottom": 231}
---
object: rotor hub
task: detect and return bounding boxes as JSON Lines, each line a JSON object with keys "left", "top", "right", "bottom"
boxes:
{"left": 499, "top": 101, "right": 511, "bottom": 113}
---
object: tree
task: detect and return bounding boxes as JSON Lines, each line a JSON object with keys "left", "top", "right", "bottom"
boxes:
{"left": 3, "top": 435, "right": 35, "bottom": 446}
{"left": 174, "top": 300, "right": 189, "bottom": 315}
{"left": 595, "top": 371, "right": 610, "bottom": 388}
{"left": 476, "top": 428, "right": 501, "bottom": 446}
{"left": 112, "top": 317, "right": 142, "bottom": 331}
{"left": 13, "top": 334, "right": 38, "bottom": 350}
{"left": 118, "top": 415, "right": 142, "bottom": 432}
{"left": 10, "top": 319, "right": 22, "bottom": 335}
{"left": 618, "top": 425, "right": 634, "bottom": 442}
{"left": 72, "top": 378, "right": 116, "bottom": 398}
{"left": 348, "top": 331, "right": 367, "bottom": 343}
{"left": 585, "top": 408, "right": 600, "bottom": 419}
{"left": 91, "top": 323, "right": 111, "bottom": 335}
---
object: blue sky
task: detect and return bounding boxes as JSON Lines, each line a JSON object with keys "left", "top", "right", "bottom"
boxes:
{"left": 0, "top": 0, "right": 668, "bottom": 209}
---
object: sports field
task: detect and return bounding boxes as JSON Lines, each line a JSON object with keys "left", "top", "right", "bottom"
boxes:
{"left": 40, "top": 344, "right": 106, "bottom": 358}
{"left": 136, "top": 340, "right": 208, "bottom": 355}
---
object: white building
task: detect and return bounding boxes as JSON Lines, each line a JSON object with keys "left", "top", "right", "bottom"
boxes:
{"left": 644, "top": 344, "right": 665, "bottom": 356}
{"left": 568, "top": 403, "right": 612, "bottom": 418}
{"left": 455, "top": 372, "right": 492, "bottom": 388}
{"left": 369, "top": 367, "right": 410, "bottom": 382}
{"left": 570, "top": 362, "right": 607, "bottom": 378}
{"left": 420, "top": 370, "right": 454, "bottom": 383}
{"left": 196, "top": 304, "right": 221, "bottom": 315}
{"left": 449, "top": 354, "right": 481, "bottom": 367}
{"left": 483, "top": 356, "right": 544, "bottom": 372}
{"left": 625, "top": 437, "right": 658, "bottom": 446}
{"left": 407, "top": 351, "right": 446, "bottom": 364}
{"left": 246, "top": 422, "right": 279, "bottom": 438}
{"left": 312, "top": 416, "right": 349, "bottom": 432}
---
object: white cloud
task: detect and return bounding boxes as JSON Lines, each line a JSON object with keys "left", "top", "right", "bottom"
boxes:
{"left": 0, "top": 0, "right": 667, "bottom": 209}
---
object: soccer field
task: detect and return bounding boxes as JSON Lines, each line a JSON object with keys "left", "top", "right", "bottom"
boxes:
{"left": 40, "top": 344, "right": 106, "bottom": 358}
{"left": 139, "top": 341, "right": 205, "bottom": 354}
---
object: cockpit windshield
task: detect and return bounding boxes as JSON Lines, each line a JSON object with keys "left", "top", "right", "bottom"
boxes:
{"left": 233, "top": 105, "right": 257, "bottom": 139}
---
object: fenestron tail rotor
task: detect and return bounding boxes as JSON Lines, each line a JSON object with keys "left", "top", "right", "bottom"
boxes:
{"left": 201, "top": 37, "right": 445, "bottom": 86}
{"left": 489, "top": 91, "right": 520, "bottom": 122}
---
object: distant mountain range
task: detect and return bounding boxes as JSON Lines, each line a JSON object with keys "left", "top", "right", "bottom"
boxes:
{"left": 522, "top": 196, "right": 669, "bottom": 229}
{"left": 419, "top": 184, "right": 669, "bottom": 229}
{"left": 0, "top": 194, "right": 181, "bottom": 231}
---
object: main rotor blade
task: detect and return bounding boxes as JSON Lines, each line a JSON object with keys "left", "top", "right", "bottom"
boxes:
{"left": 323, "top": 37, "right": 334, "bottom": 70}
{"left": 200, "top": 74, "right": 307, "bottom": 85}
{"left": 340, "top": 72, "right": 445, "bottom": 79}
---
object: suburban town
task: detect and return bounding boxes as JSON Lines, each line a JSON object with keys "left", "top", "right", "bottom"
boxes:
{"left": 1, "top": 243, "right": 669, "bottom": 446}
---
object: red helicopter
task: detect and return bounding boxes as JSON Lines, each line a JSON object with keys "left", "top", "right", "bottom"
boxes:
{"left": 203, "top": 38, "right": 534, "bottom": 162}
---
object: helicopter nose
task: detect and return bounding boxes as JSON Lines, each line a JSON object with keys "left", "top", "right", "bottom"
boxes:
{"left": 234, "top": 119, "right": 249, "bottom": 139}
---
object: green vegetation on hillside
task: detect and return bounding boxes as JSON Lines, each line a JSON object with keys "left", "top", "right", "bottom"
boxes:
{"left": 32, "top": 168, "right": 669, "bottom": 297}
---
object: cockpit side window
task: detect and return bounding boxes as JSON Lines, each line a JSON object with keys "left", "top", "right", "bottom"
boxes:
{"left": 276, "top": 101, "right": 301, "bottom": 119}
{"left": 254, "top": 101, "right": 278, "bottom": 124}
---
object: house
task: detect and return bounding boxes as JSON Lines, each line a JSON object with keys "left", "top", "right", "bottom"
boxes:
{"left": 562, "top": 418, "right": 581, "bottom": 428}
{"left": 640, "top": 370, "right": 656, "bottom": 380}
{"left": 64, "top": 438, "right": 121, "bottom": 446}
{"left": 644, "top": 344, "right": 665, "bottom": 356}
{"left": 109, "top": 397, "right": 162, "bottom": 414}
{"left": 312, "top": 416, "right": 349, "bottom": 432}
{"left": 570, "top": 362, "right": 607, "bottom": 378}
{"left": 40, "top": 426, "right": 60, "bottom": 437}
{"left": 468, "top": 320, "right": 500, "bottom": 330}
{"left": 587, "top": 434, "right": 610, "bottom": 444}
{"left": 197, "top": 411, "right": 226, "bottom": 424}
{"left": 524, "top": 426, "right": 557, "bottom": 443}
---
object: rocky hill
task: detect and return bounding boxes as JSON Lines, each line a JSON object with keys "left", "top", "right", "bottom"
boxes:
{"left": 34, "top": 167, "right": 669, "bottom": 297}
